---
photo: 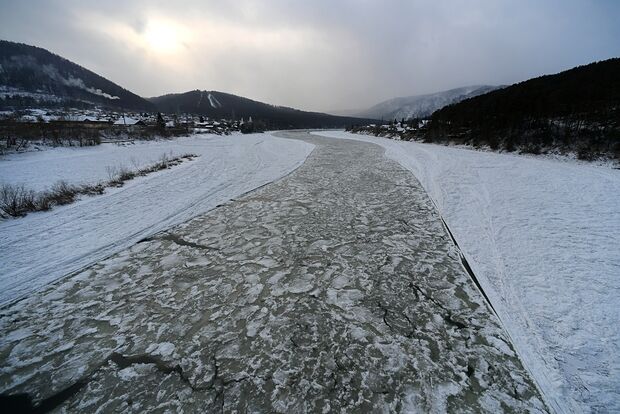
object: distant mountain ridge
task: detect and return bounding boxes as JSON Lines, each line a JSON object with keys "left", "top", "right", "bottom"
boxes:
{"left": 426, "top": 58, "right": 620, "bottom": 158}
{"left": 149, "top": 90, "right": 377, "bottom": 129}
{"left": 0, "top": 40, "right": 155, "bottom": 111}
{"left": 355, "top": 85, "right": 500, "bottom": 120}
{"left": 0, "top": 40, "right": 376, "bottom": 128}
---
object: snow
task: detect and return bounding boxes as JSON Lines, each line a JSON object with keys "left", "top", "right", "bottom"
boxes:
{"left": 207, "top": 93, "right": 222, "bottom": 108}
{"left": 357, "top": 85, "right": 499, "bottom": 120}
{"left": 0, "top": 133, "right": 314, "bottom": 306}
{"left": 1, "top": 140, "right": 186, "bottom": 192}
{"left": 312, "top": 130, "right": 620, "bottom": 414}
{"left": 0, "top": 86, "right": 64, "bottom": 103}
{"left": 65, "top": 115, "right": 100, "bottom": 122}
{"left": 113, "top": 116, "right": 141, "bottom": 125}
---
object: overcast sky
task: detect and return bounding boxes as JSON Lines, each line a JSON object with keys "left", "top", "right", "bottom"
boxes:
{"left": 1, "top": 0, "right": 619, "bottom": 111}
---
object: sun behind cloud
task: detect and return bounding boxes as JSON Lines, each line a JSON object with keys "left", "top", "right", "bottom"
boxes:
{"left": 142, "top": 19, "right": 188, "bottom": 54}
{"left": 83, "top": 13, "right": 191, "bottom": 59}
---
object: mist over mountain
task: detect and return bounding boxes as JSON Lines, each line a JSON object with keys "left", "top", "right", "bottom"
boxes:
{"left": 0, "top": 40, "right": 155, "bottom": 111}
{"left": 149, "top": 90, "right": 377, "bottom": 129}
{"left": 354, "top": 86, "right": 500, "bottom": 121}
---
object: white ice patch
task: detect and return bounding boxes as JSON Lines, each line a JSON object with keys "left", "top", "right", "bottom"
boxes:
{"left": 146, "top": 342, "right": 176, "bottom": 358}
{"left": 117, "top": 366, "right": 142, "bottom": 381}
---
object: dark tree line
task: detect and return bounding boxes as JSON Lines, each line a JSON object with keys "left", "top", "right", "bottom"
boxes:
{"left": 425, "top": 58, "right": 620, "bottom": 159}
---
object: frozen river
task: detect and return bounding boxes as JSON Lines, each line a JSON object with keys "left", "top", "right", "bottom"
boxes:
{"left": 0, "top": 132, "right": 545, "bottom": 412}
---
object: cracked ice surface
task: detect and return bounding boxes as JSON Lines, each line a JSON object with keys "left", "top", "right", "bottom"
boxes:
{"left": 0, "top": 132, "right": 546, "bottom": 412}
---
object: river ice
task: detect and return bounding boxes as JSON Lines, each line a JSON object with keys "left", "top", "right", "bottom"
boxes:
{"left": 0, "top": 132, "right": 546, "bottom": 412}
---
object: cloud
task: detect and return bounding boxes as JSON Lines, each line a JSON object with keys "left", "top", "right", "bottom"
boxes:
{"left": 63, "top": 76, "right": 120, "bottom": 100}
{"left": 1, "top": 0, "right": 619, "bottom": 111}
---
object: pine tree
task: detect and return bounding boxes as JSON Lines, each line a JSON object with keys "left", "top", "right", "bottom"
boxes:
{"left": 156, "top": 112, "right": 165, "bottom": 129}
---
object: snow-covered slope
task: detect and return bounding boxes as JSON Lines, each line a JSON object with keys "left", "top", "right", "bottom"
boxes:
{"left": 312, "top": 130, "right": 620, "bottom": 414}
{"left": 356, "top": 85, "right": 499, "bottom": 120}
{"left": 0, "top": 40, "right": 154, "bottom": 111}
{"left": 0, "top": 133, "right": 314, "bottom": 306}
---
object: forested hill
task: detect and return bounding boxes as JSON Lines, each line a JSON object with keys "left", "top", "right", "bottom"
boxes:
{"left": 0, "top": 40, "right": 155, "bottom": 111}
{"left": 150, "top": 90, "right": 377, "bottom": 129}
{"left": 425, "top": 58, "right": 620, "bottom": 158}
{"left": 0, "top": 40, "right": 376, "bottom": 128}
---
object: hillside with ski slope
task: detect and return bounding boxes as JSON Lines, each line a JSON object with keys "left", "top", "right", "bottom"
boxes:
{"left": 148, "top": 90, "right": 377, "bottom": 129}
{"left": 0, "top": 40, "right": 375, "bottom": 130}
{"left": 313, "top": 130, "right": 620, "bottom": 414}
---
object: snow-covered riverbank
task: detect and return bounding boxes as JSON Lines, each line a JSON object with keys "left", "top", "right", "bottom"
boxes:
{"left": 313, "top": 130, "right": 620, "bottom": 413}
{"left": 0, "top": 133, "right": 314, "bottom": 306}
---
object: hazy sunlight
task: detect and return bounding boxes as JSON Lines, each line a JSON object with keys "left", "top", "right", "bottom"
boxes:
{"left": 141, "top": 19, "right": 187, "bottom": 54}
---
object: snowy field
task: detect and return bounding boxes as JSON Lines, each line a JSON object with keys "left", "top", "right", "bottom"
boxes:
{"left": 312, "top": 131, "right": 620, "bottom": 413}
{"left": 0, "top": 133, "right": 314, "bottom": 306}
{"left": 1, "top": 138, "right": 214, "bottom": 192}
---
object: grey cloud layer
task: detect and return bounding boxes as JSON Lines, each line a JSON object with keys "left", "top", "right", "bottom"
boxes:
{"left": 1, "top": 0, "right": 619, "bottom": 111}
